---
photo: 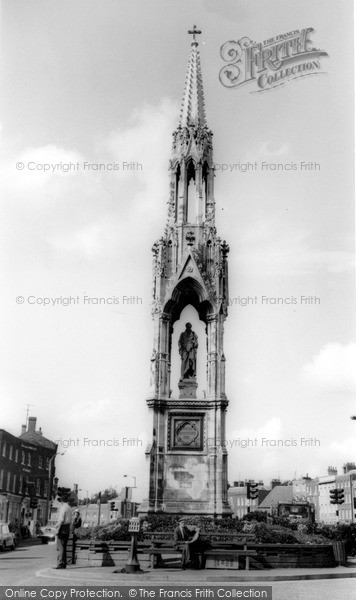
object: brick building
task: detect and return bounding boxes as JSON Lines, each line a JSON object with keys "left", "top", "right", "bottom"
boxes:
{"left": 0, "top": 417, "right": 57, "bottom": 533}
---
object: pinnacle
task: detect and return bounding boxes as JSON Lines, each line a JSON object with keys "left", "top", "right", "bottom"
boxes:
{"left": 178, "top": 45, "right": 207, "bottom": 129}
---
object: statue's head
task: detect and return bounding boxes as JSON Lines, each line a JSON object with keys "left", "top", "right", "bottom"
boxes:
{"left": 185, "top": 322, "right": 192, "bottom": 330}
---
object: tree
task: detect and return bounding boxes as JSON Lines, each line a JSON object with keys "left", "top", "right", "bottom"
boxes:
{"left": 90, "top": 486, "right": 118, "bottom": 504}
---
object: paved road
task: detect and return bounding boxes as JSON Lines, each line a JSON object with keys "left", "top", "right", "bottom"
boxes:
{"left": 268, "top": 579, "right": 356, "bottom": 600}
{"left": 1, "top": 542, "right": 356, "bottom": 599}
{"left": 0, "top": 541, "right": 62, "bottom": 585}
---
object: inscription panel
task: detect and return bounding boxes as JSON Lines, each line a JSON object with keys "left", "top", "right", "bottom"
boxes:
{"left": 169, "top": 414, "right": 204, "bottom": 451}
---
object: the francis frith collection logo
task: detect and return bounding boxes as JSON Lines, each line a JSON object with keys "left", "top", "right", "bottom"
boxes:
{"left": 219, "top": 27, "right": 328, "bottom": 92}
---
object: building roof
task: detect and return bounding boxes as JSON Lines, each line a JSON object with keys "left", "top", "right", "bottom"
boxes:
{"left": 179, "top": 41, "right": 207, "bottom": 129}
{"left": 259, "top": 486, "right": 293, "bottom": 509}
{"left": 0, "top": 429, "right": 20, "bottom": 443}
{"left": 19, "top": 430, "right": 56, "bottom": 451}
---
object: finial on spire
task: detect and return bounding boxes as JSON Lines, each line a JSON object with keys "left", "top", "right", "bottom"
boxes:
{"left": 178, "top": 26, "right": 207, "bottom": 128}
{"left": 188, "top": 25, "right": 202, "bottom": 46}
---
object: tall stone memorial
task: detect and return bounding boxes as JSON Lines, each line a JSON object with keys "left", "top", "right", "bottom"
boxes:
{"left": 140, "top": 28, "right": 231, "bottom": 516}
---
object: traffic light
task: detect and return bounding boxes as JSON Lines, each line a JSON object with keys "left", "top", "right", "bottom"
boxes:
{"left": 329, "top": 489, "right": 338, "bottom": 504}
{"left": 110, "top": 501, "right": 115, "bottom": 511}
{"left": 30, "top": 497, "right": 38, "bottom": 508}
{"left": 337, "top": 489, "right": 345, "bottom": 505}
{"left": 247, "top": 482, "right": 259, "bottom": 500}
{"left": 57, "top": 486, "right": 71, "bottom": 501}
{"left": 248, "top": 483, "right": 259, "bottom": 500}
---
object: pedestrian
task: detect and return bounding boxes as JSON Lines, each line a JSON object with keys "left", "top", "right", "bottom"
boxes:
{"left": 70, "top": 508, "right": 82, "bottom": 564}
{"left": 54, "top": 494, "right": 73, "bottom": 569}
{"left": 173, "top": 518, "right": 200, "bottom": 569}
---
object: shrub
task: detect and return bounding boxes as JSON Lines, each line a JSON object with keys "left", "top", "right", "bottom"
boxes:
{"left": 252, "top": 522, "right": 299, "bottom": 544}
{"left": 242, "top": 511, "right": 267, "bottom": 523}
{"left": 272, "top": 516, "right": 298, "bottom": 530}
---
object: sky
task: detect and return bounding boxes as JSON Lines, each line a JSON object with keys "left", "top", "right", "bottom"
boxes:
{"left": 0, "top": 0, "right": 355, "bottom": 503}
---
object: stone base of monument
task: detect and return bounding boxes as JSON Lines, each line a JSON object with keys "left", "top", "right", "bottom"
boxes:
{"left": 178, "top": 378, "right": 198, "bottom": 399}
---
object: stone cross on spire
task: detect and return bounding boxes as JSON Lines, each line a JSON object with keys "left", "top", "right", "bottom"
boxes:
{"left": 188, "top": 25, "right": 202, "bottom": 46}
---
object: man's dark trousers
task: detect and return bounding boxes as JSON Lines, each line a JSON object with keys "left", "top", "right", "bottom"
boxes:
{"left": 57, "top": 524, "right": 70, "bottom": 567}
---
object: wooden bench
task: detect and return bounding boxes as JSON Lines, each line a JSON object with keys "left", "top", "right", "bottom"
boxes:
{"left": 146, "top": 532, "right": 256, "bottom": 570}
{"left": 148, "top": 542, "right": 204, "bottom": 569}
{"left": 204, "top": 534, "right": 255, "bottom": 547}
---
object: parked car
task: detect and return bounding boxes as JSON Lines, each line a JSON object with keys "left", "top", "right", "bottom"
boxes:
{"left": 38, "top": 520, "right": 58, "bottom": 544}
{"left": 0, "top": 523, "right": 15, "bottom": 551}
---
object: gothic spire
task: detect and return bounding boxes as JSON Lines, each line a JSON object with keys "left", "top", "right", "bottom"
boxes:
{"left": 178, "top": 27, "right": 207, "bottom": 129}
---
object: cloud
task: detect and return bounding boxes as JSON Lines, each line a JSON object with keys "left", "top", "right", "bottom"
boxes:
{"left": 235, "top": 215, "right": 354, "bottom": 278}
{"left": 230, "top": 417, "right": 283, "bottom": 443}
{"left": 244, "top": 141, "right": 291, "bottom": 162}
{"left": 0, "top": 98, "right": 178, "bottom": 265}
{"left": 328, "top": 437, "right": 356, "bottom": 459}
{"left": 301, "top": 341, "right": 356, "bottom": 394}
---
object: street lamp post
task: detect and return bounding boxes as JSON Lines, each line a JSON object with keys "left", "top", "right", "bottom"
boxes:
{"left": 85, "top": 491, "right": 89, "bottom": 523}
{"left": 350, "top": 418, "right": 356, "bottom": 521}
{"left": 123, "top": 474, "right": 136, "bottom": 488}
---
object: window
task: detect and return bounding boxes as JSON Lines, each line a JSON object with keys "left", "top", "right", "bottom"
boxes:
{"left": 36, "top": 478, "right": 41, "bottom": 496}
{"left": 19, "top": 475, "right": 23, "bottom": 494}
{"left": 15, "top": 449, "right": 19, "bottom": 463}
{"left": 2, "top": 442, "right": 6, "bottom": 457}
{"left": 44, "top": 481, "right": 49, "bottom": 497}
{"left": 12, "top": 474, "right": 16, "bottom": 493}
{"left": 39, "top": 456, "right": 43, "bottom": 469}
{"left": 6, "top": 472, "right": 11, "bottom": 491}
{"left": 9, "top": 446, "right": 13, "bottom": 460}
{"left": 0, "top": 469, "right": 4, "bottom": 488}
{"left": 46, "top": 457, "right": 50, "bottom": 470}
{"left": 27, "top": 453, "right": 31, "bottom": 466}
{"left": 21, "top": 451, "right": 25, "bottom": 465}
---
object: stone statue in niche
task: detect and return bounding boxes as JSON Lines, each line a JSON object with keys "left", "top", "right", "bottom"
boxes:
{"left": 178, "top": 322, "right": 198, "bottom": 379}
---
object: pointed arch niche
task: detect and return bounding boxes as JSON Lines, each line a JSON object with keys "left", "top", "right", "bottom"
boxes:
{"left": 170, "top": 305, "right": 207, "bottom": 398}
{"left": 163, "top": 276, "right": 213, "bottom": 399}
{"left": 202, "top": 161, "right": 209, "bottom": 219}
{"left": 186, "top": 160, "right": 197, "bottom": 223}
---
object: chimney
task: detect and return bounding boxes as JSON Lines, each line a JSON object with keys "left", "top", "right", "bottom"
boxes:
{"left": 327, "top": 466, "right": 337, "bottom": 476}
{"left": 28, "top": 417, "right": 37, "bottom": 432}
{"left": 271, "top": 479, "right": 281, "bottom": 489}
{"left": 343, "top": 462, "right": 356, "bottom": 474}
{"left": 38, "top": 427, "right": 43, "bottom": 436}
{"left": 21, "top": 424, "right": 26, "bottom": 435}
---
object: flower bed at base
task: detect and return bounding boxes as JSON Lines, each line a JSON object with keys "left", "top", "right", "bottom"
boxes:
{"left": 74, "top": 515, "right": 356, "bottom": 558}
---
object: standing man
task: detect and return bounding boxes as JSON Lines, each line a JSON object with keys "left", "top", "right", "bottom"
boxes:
{"left": 54, "top": 494, "right": 73, "bottom": 569}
